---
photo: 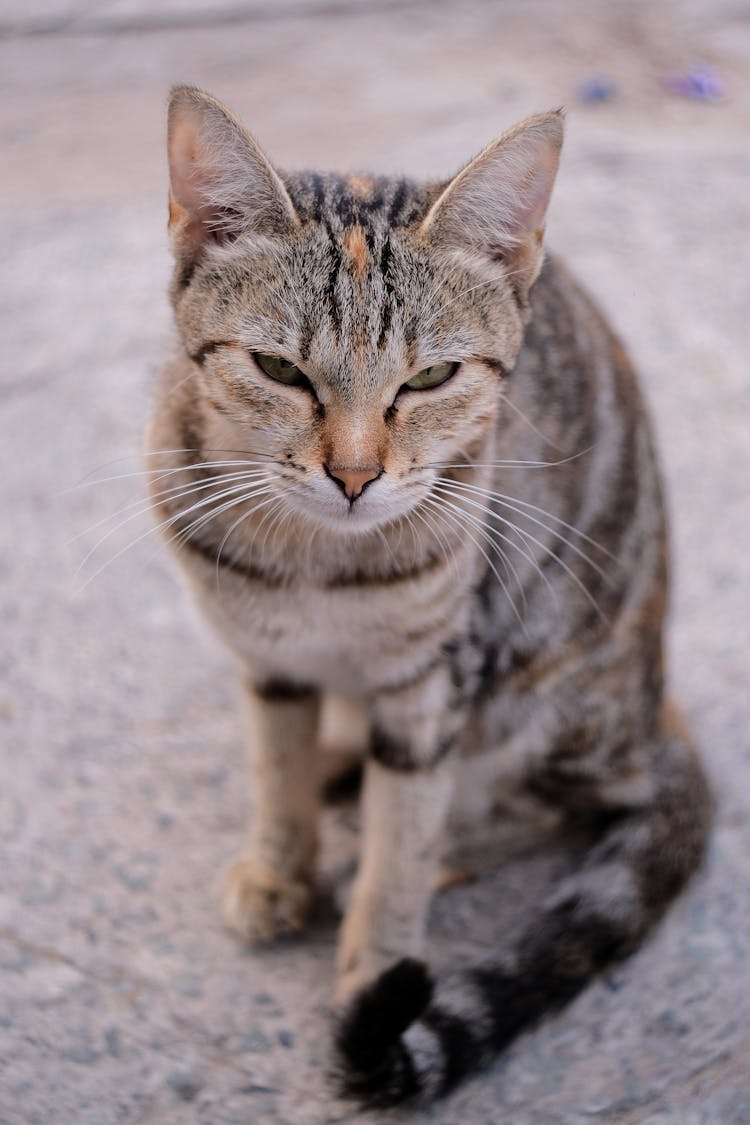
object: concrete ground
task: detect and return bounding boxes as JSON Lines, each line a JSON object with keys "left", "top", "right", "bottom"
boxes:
{"left": 1, "top": 1, "right": 749, "bottom": 1121}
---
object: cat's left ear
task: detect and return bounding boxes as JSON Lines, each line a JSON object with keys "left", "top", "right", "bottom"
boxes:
{"left": 167, "top": 86, "right": 298, "bottom": 267}
{"left": 421, "top": 110, "right": 564, "bottom": 295}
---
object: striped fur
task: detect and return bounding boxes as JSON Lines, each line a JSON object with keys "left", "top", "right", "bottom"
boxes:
{"left": 148, "top": 88, "right": 711, "bottom": 1105}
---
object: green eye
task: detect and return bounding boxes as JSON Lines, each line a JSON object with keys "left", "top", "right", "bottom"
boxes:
{"left": 254, "top": 352, "right": 308, "bottom": 387}
{"left": 403, "top": 362, "right": 458, "bottom": 391}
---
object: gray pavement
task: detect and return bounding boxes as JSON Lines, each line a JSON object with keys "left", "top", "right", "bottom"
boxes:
{"left": 1, "top": 1, "right": 749, "bottom": 1121}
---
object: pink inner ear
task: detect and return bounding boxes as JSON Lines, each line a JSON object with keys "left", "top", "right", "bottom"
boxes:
{"left": 166, "top": 129, "right": 216, "bottom": 267}
{"left": 169, "top": 115, "right": 213, "bottom": 216}
{"left": 512, "top": 145, "right": 559, "bottom": 236}
{"left": 168, "top": 112, "right": 232, "bottom": 259}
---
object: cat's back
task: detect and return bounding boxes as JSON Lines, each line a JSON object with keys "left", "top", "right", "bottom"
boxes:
{"left": 472, "top": 249, "right": 668, "bottom": 729}
{"left": 510, "top": 251, "right": 655, "bottom": 492}
{"left": 521, "top": 253, "right": 638, "bottom": 400}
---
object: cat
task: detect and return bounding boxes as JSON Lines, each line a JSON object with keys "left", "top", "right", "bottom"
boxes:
{"left": 146, "top": 86, "right": 711, "bottom": 1106}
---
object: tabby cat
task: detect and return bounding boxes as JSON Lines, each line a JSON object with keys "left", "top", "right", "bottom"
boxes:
{"left": 147, "top": 86, "right": 711, "bottom": 1105}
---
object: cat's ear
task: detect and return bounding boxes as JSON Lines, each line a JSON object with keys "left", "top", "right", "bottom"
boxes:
{"left": 421, "top": 111, "right": 564, "bottom": 294}
{"left": 167, "top": 86, "right": 298, "bottom": 266}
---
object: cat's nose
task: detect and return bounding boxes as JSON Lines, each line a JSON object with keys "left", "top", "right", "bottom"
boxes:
{"left": 325, "top": 464, "right": 382, "bottom": 501}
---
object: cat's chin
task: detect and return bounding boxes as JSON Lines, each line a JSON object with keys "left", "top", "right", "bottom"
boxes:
{"left": 281, "top": 492, "right": 416, "bottom": 538}
{"left": 324, "top": 514, "right": 396, "bottom": 536}
{"left": 301, "top": 506, "right": 399, "bottom": 537}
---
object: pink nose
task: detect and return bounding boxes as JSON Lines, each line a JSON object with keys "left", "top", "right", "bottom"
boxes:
{"left": 325, "top": 464, "right": 382, "bottom": 501}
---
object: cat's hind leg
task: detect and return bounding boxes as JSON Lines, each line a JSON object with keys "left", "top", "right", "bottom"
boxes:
{"left": 337, "top": 705, "right": 711, "bottom": 1104}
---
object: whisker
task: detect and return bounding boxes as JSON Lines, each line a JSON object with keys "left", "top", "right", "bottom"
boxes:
{"left": 211, "top": 490, "right": 282, "bottom": 572}
{"left": 166, "top": 486, "right": 280, "bottom": 587}
{"left": 211, "top": 493, "right": 284, "bottom": 591}
{"left": 390, "top": 510, "right": 408, "bottom": 555}
{"left": 373, "top": 522, "right": 400, "bottom": 572}
{"left": 78, "top": 481, "right": 273, "bottom": 589}
{"left": 421, "top": 495, "right": 527, "bottom": 635}
{"left": 435, "top": 477, "right": 616, "bottom": 568}
{"left": 70, "top": 457, "right": 276, "bottom": 491}
{"left": 410, "top": 501, "right": 464, "bottom": 587}
{"left": 399, "top": 508, "right": 418, "bottom": 559}
{"left": 302, "top": 513, "right": 322, "bottom": 574}
{"left": 275, "top": 502, "right": 307, "bottom": 571}
{"left": 258, "top": 491, "right": 294, "bottom": 556}
{"left": 501, "top": 394, "right": 567, "bottom": 452}
{"left": 145, "top": 467, "right": 268, "bottom": 500}
{"left": 420, "top": 257, "right": 535, "bottom": 330}
{"left": 137, "top": 485, "right": 275, "bottom": 583}
{"left": 435, "top": 480, "right": 607, "bottom": 620}
{"left": 69, "top": 469, "right": 270, "bottom": 545}
{"left": 172, "top": 484, "right": 276, "bottom": 550}
{"left": 161, "top": 369, "right": 199, "bottom": 401}
{"left": 422, "top": 269, "right": 514, "bottom": 330}
{"left": 431, "top": 483, "right": 558, "bottom": 612}
{"left": 69, "top": 446, "right": 279, "bottom": 489}
{"left": 76, "top": 473, "right": 271, "bottom": 574}
{"left": 427, "top": 446, "right": 595, "bottom": 472}
{"left": 426, "top": 489, "right": 530, "bottom": 617}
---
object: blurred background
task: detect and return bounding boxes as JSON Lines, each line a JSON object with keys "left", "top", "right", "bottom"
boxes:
{"left": 1, "top": 1, "right": 749, "bottom": 1122}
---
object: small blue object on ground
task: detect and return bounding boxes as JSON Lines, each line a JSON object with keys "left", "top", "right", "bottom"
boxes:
{"left": 663, "top": 64, "right": 726, "bottom": 101}
{"left": 577, "top": 75, "right": 617, "bottom": 104}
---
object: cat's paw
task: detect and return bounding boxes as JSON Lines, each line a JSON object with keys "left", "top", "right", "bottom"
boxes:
{"left": 222, "top": 858, "right": 312, "bottom": 944}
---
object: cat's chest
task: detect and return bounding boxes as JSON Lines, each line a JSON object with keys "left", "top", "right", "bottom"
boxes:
{"left": 186, "top": 556, "right": 467, "bottom": 693}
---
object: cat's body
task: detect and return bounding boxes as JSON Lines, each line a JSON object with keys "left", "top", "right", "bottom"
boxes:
{"left": 148, "top": 88, "right": 710, "bottom": 1104}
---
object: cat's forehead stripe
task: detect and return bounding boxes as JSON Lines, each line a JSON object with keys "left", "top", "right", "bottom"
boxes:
{"left": 342, "top": 225, "right": 369, "bottom": 277}
{"left": 275, "top": 172, "right": 425, "bottom": 364}
{"left": 285, "top": 171, "right": 427, "bottom": 231}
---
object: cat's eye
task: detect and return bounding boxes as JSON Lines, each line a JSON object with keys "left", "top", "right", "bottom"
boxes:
{"left": 253, "top": 352, "right": 308, "bottom": 387}
{"left": 402, "top": 362, "right": 459, "bottom": 392}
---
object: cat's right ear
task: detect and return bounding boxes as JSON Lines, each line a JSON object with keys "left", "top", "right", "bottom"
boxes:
{"left": 167, "top": 86, "right": 298, "bottom": 267}
{"left": 421, "top": 111, "right": 564, "bottom": 296}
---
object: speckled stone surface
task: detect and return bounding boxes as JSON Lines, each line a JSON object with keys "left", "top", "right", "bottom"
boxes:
{"left": 1, "top": 2, "right": 749, "bottom": 1122}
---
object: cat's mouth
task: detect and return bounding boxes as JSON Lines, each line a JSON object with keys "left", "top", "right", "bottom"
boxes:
{"left": 279, "top": 471, "right": 425, "bottom": 536}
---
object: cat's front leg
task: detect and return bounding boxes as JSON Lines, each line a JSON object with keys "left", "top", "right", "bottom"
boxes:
{"left": 223, "top": 677, "right": 321, "bottom": 943}
{"left": 336, "top": 666, "right": 459, "bottom": 1002}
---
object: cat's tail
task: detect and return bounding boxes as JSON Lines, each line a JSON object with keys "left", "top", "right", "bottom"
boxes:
{"left": 336, "top": 720, "right": 711, "bottom": 1106}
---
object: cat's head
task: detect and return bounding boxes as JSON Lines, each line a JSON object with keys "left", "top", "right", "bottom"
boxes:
{"left": 166, "top": 87, "right": 562, "bottom": 534}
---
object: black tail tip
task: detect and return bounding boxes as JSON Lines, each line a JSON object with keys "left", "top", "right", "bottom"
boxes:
{"left": 337, "top": 957, "right": 433, "bottom": 1076}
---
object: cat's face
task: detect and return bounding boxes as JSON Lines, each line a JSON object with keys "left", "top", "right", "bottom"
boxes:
{"left": 167, "top": 88, "right": 562, "bottom": 534}
{"left": 176, "top": 214, "right": 524, "bottom": 533}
